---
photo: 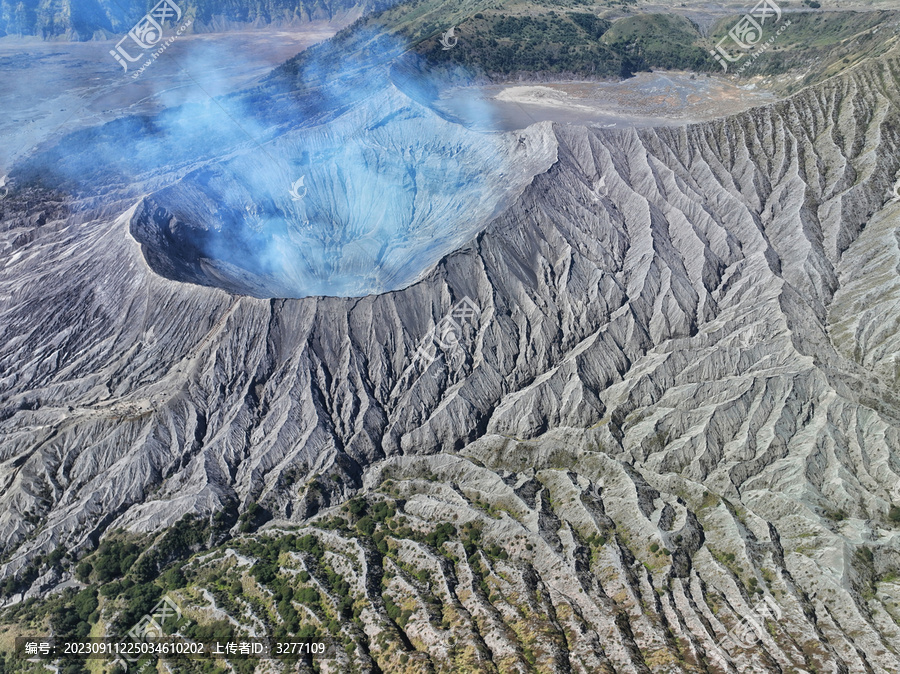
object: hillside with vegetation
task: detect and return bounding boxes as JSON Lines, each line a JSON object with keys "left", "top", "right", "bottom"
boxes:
{"left": 268, "top": 0, "right": 900, "bottom": 90}
{"left": 709, "top": 9, "right": 900, "bottom": 93}
{"left": 417, "top": 11, "right": 712, "bottom": 79}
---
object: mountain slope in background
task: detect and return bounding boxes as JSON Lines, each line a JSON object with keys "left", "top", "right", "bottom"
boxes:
{"left": 290, "top": 1, "right": 900, "bottom": 91}
{"left": 0, "top": 0, "right": 399, "bottom": 39}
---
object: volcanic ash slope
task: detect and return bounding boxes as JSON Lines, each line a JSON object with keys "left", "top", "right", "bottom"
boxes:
{"left": 2, "top": 46, "right": 900, "bottom": 673}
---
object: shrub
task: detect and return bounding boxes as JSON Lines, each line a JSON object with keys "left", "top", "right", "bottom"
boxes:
{"left": 250, "top": 562, "right": 277, "bottom": 585}
{"left": 889, "top": 506, "right": 900, "bottom": 523}
{"left": 160, "top": 565, "right": 187, "bottom": 590}
{"left": 384, "top": 596, "right": 401, "bottom": 622}
{"left": 348, "top": 499, "right": 367, "bottom": 517}
{"left": 93, "top": 540, "right": 140, "bottom": 582}
{"left": 426, "top": 523, "right": 456, "bottom": 548}
{"left": 357, "top": 516, "right": 376, "bottom": 536}
{"left": 239, "top": 503, "right": 272, "bottom": 533}
{"left": 371, "top": 501, "right": 395, "bottom": 522}
{"left": 75, "top": 561, "right": 92, "bottom": 583}
{"left": 297, "top": 535, "right": 323, "bottom": 558}
{"left": 296, "top": 587, "right": 320, "bottom": 606}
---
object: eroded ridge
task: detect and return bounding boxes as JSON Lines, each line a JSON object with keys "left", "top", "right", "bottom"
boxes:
{"left": 2, "top": 44, "right": 900, "bottom": 673}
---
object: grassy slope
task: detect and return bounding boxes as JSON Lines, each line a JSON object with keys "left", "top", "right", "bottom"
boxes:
{"left": 416, "top": 11, "right": 712, "bottom": 79}
{"left": 421, "top": 7, "right": 900, "bottom": 82}
{"left": 709, "top": 10, "right": 900, "bottom": 93}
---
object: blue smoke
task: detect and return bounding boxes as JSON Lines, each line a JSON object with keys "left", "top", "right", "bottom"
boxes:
{"left": 17, "top": 27, "right": 510, "bottom": 298}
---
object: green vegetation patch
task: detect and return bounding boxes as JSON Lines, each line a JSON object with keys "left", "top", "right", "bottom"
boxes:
{"left": 709, "top": 10, "right": 899, "bottom": 89}
{"left": 421, "top": 11, "right": 714, "bottom": 79}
